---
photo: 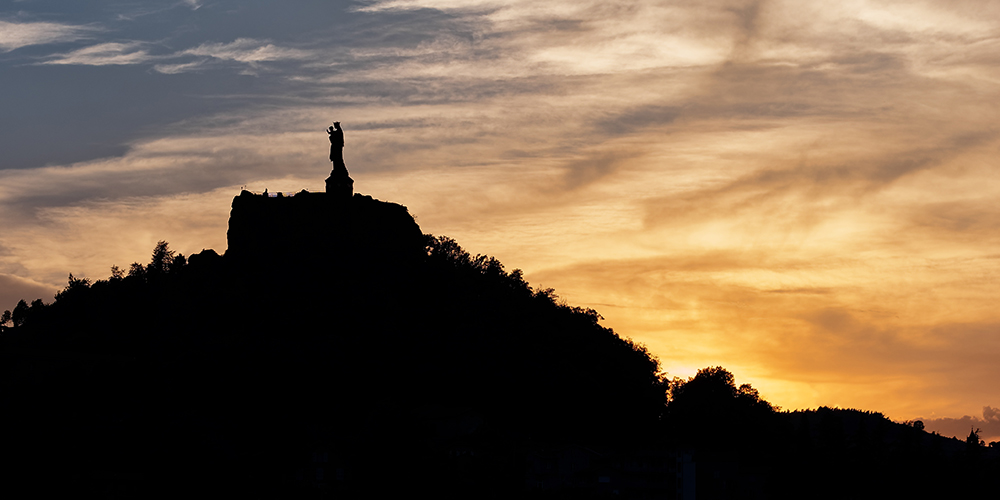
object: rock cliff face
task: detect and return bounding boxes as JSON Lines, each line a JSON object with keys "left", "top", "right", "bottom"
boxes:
{"left": 225, "top": 190, "right": 426, "bottom": 275}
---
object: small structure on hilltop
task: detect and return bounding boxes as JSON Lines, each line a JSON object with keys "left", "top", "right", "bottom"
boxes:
{"left": 326, "top": 121, "right": 354, "bottom": 199}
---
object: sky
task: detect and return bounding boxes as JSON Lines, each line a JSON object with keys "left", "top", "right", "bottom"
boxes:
{"left": 2, "top": 0, "right": 999, "bottom": 440}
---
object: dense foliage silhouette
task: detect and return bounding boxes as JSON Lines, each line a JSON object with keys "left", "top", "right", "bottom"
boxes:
{"left": 0, "top": 193, "right": 668, "bottom": 497}
{"left": 1, "top": 193, "right": 997, "bottom": 498}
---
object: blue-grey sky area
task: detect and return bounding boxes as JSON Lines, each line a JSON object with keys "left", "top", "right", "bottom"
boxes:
{"left": 2, "top": 0, "right": 412, "bottom": 169}
{"left": 2, "top": 0, "right": 1000, "bottom": 440}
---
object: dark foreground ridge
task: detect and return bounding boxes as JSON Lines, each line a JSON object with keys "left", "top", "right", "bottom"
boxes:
{"left": 2, "top": 184, "right": 999, "bottom": 497}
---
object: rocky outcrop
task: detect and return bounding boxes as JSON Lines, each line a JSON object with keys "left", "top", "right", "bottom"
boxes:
{"left": 225, "top": 190, "right": 425, "bottom": 277}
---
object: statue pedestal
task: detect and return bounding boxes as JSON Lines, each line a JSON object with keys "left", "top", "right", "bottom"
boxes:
{"left": 326, "top": 168, "right": 354, "bottom": 200}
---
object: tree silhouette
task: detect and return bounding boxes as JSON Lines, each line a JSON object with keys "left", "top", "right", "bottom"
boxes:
{"left": 128, "top": 262, "right": 145, "bottom": 279}
{"left": 11, "top": 298, "right": 29, "bottom": 327}
{"left": 147, "top": 240, "right": 178, "bottom": 276}
{"left": 54, "top": 273, "right": 91, "bottom": 302}
{"left": 665, "top": 366, "right": 775, "bottom": 449}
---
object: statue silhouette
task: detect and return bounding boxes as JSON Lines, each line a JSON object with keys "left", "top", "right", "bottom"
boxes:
{"left": 325, "top": 121, "right": 353, "bottom": 198}
{"left": 328, "top": 121, "right": 347, "bottom": 175}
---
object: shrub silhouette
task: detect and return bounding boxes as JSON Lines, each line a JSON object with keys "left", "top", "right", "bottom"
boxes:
{"left": 665, "top": 366, "right": 776, "bottom": 449}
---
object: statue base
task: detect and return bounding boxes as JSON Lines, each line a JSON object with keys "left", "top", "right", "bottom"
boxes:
{"left": 326, "top": 168, "right": 354, "bottom": 200}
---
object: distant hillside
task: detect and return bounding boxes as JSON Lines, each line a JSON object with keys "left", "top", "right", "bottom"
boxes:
{"left": 1, "top": 190, "right": 996, "bottom": 499}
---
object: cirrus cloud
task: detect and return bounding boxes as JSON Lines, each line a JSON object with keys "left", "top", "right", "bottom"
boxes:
{"left": 39, "top": 42, "right": 151, "bottom": 66}
{"left": 37, "top": 37, "right": 313, "bottom": 73}
{"left": 0, "top": 20, "right": 94, "bottom": 52}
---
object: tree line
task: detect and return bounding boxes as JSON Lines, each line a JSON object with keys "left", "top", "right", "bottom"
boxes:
{"left": 1, "top": 237, "right": 997, "bottom": 498}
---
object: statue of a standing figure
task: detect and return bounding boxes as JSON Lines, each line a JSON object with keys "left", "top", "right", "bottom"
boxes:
{"left": 328, "top": 121, "right": 347, "bottom": 175}
{"left": 325, "top": 121, "right": 354, "bottom": 198}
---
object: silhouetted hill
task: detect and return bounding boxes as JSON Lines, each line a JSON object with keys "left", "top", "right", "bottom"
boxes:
{"left": 0, "top": 189, "right": 665, "bottom": 498}
{"left": 1, "top": 189, "right": 997, "bottom": 498}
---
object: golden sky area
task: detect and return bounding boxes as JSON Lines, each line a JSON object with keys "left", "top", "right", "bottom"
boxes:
{"left": 1, "top": 0, "right": 999, "bottom": 440}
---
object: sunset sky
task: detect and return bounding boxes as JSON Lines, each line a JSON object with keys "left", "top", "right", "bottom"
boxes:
{"left": 2, "top": 0, "right": 999, "bottom": 440}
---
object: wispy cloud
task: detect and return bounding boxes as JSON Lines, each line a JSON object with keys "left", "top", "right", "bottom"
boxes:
{"left": 0, "top": 273, "right": 57, "bottom": 309}
{"left": 0, "top": 20, "right": 94, "bottom": 52}
{"left": 114, "top": 1, "right": 205, "bottom": 21}
{"left": 352, "top": 0, "right": 499, "bottom": 13}
{"left": 180, "top": 38, "right": 311, "bottom": 63}
{"left": 152, "top": 60, "right": 207, "bottom": 74}
{"left": 38, "top": 38, "right": 312, "bottom": 72}
{"left": 39, "top": 42, "right": 151, "bottom": 66}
